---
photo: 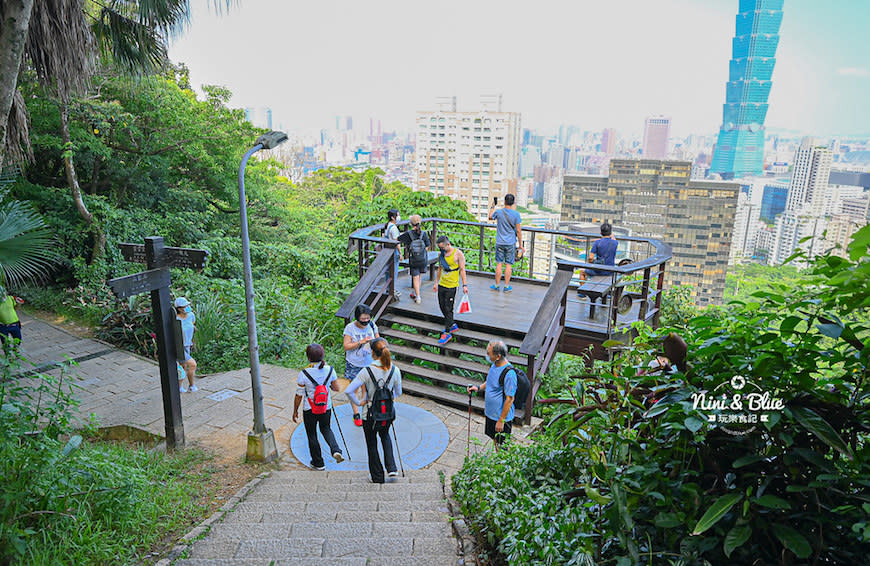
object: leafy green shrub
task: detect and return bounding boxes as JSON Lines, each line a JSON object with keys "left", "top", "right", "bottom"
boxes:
{"left": 452, "top": 439, "right": 596, "bottom": 566}
{"left": 0, "top": 352, "right": 216, "bottom": 565}
{"left": 455, "top": 227, "right": 870, "bottom": 565}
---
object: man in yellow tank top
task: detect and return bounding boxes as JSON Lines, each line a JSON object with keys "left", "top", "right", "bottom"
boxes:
{"left": 432, "top": 236, "right": 468, "bottom": 344}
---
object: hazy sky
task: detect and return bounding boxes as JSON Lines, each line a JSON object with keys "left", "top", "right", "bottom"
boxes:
{"left": 168, "top": 0, "right": 870, "bottom": 139}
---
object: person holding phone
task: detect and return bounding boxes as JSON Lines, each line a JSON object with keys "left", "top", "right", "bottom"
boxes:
{"left": 488, "top": 194, "right": 524, "bottom": 292}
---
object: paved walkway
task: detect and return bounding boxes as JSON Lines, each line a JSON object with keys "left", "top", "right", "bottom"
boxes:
{"left": 17, "top": 313, "right": 538, "bottom": 563}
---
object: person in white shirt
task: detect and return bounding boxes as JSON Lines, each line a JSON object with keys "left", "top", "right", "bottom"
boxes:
{"left": 345, "top": 338, "right": 403, "bottom": 483}
{"left": 292, "top": 343, "right": 344, "bottom": 470}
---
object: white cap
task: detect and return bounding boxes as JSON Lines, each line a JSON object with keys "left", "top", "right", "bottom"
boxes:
{"left": 174, "top": 297, "right": 190, "bottom": 308}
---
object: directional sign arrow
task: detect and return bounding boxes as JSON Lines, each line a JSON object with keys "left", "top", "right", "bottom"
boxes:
{"left": 119, "top": 243, "right": 209, "bottom": 270}
{"left": 108, "top": 268, "right": 171, "bottom": 299}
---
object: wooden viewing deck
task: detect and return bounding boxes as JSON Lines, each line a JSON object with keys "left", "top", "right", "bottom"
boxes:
{"left": 337, "top": 217, "right": 672, "bottom": 423}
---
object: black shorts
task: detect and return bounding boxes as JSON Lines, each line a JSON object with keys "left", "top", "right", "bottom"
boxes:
{"left": 409, "top": 263, "right": 427, "bottom": 276}
{"left": 484, "top": 416, "right": 512, "bottom": 445}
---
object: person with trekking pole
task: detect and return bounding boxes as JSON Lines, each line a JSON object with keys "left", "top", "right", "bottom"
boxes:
{"left": 345, "top": 338, "right": 403, "bottom": 483}
{"left": 467, "top": 340, "right": 517, "bottom": 451}
{"left": 292, "top": 344, "right": 346, "bottom": 470}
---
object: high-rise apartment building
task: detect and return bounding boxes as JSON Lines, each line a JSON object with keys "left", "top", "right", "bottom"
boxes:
{"left": 642, "top": 116, "right": 670, "bottom": 159}
{"left": 415, "top": 99, "right": 521, "bottom": 220}
{"left": 600, "top": 128, "right": 617, "bottom": 155}
{"left": 785, "top": 138, "right": 833, "bottom": 215}
{"left": 770, "top": 138, "right": 834, "bottom": 265}
{"left": 710, "top": 0, "right": 783, "bottom": 179}
{"left": 562, "top": 159, "right": 739, "bottom": 305}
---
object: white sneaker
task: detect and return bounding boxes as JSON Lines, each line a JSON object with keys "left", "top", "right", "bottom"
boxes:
{"left": 414, "top": 296, "right": 421, "bottom": 304}
{"left": 179, "top": 384, "right": 187, "bottom": 393}
{"left": 388, "top": 470, "right": 399, "bottom": 477}
{"left": 189, "top": 384, "right": 199, "bottom": 392}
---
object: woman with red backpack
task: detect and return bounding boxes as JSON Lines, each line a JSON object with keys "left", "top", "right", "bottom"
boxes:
{"left": 292, "top": 343, "right": 344, "bottom": 470}
{"left": 345, "top": 338, "right": 403, "bottom": 483}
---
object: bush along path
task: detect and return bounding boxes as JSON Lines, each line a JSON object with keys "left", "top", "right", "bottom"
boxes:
{"left": 162, "top": 469, "right": 461, "bottom": 565}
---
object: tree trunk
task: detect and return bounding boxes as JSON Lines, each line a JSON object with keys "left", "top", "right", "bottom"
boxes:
{"left": 59, "top": 102, "right": 105, "bottom": 260}
{"left": 0, "top": 0, "right": 34, "bottom": 171}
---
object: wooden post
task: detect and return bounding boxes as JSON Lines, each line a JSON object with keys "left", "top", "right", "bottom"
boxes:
{"left": 145, "top": 237, "right": 185, "bottom": 449}
{"left": 639, "top": 267, "right": 651, "bottom": 321}
{"left": 528, "top": 230, "right": 536, "bottom": 279}
{"left": 478, "top": 225, "right": 485, "bottom": 271}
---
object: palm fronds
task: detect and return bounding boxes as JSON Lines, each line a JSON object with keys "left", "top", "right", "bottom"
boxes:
{"left": 0, "top": 199, "right": 55, "bottom": 285}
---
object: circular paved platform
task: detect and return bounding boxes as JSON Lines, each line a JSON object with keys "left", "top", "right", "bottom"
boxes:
{"left": 289, "top": 402, "right": 449, "bottom": 471}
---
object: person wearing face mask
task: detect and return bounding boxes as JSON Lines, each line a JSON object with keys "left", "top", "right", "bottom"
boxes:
{"left": 343, "top": 304, "right": 379, "bottom": 426}
{"left": 467, "top": 340, "right": 516, "bottom": 450}
{"left": 384, "top": 208, "right": 402, "bottom": 302}
{"left": 397, "top": 214, "right": 430, "bottom": 304}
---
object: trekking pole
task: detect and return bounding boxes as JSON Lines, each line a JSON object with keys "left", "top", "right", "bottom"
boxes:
{"left": 390, "top": 422, "right": 405, "bottom": 477}
{"left": 332, "top": 405, "right": 351, "bottom": 461}
{"left": 466, "top": 385, "right": 473, "bottom": 459}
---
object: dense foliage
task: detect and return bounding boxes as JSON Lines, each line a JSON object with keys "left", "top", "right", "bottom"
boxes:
{"left": 454, "top": 227, "right": 870, "bottom": 565}
{"left": 0, "top": 354, "right": 217, "bottom": 564}
{"left": 10, "top": 67, "right": 473, "bottom": 372}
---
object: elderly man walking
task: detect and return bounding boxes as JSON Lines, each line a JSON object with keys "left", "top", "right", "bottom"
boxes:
{"left": 467, "top": 340, "right": 517, "bottom": 449}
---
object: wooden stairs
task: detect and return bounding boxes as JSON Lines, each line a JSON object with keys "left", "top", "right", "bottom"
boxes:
{"left": 376, "top": 312, "right": 531, "bottom": 423}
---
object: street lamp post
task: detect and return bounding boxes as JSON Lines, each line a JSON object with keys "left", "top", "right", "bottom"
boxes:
{"left": 238, "top": 131, "right": 287, "bottom": 462}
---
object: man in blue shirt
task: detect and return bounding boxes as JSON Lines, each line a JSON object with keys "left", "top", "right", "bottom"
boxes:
{"left": 488, "top": 194, "right": 524, "bottom": 292}
{"left": 579, "top": 222, "right": 618, "bottom": 280}
{"left": 467, "top": 340, "right": 516, "bottom": 449}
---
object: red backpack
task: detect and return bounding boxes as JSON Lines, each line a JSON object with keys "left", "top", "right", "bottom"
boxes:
{"left": 302, "top": 368, "right": 332, "bottom": 415}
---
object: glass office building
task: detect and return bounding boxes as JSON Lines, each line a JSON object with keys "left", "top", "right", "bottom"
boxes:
{"left": 710, "top": 0, "right": 784, "bottom": 179}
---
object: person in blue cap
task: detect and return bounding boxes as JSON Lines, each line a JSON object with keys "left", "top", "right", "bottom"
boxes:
{"left": 174, "top": 297, "right": 197, "bottom": 393}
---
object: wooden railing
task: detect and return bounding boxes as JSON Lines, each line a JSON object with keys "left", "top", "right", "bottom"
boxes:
{"left": 348, "top": 217, "right": 672, "bottom": 331}
{"left": 517, "top": 263, "right": 574, "bottom": 424}
{"left": 336, "top": 247, "right": 398, "bottom": 323}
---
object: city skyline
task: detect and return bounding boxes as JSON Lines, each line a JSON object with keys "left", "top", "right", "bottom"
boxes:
{"left": 168, "top": 0, "right": 870, "bottom": 139}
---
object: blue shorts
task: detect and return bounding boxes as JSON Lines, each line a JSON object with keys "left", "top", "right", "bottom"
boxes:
{"left": 345, "top": 361, "right": 365, "bottom": 381}
{"left": 495, "top": 244, "right": 516, "bottom": 264}
{"left": 586, "top": 268, "right": 612, "bottom": 277}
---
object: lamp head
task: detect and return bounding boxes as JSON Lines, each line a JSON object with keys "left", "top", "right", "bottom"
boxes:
{"left": 255, "top": 131, "right": 288, "bottom": 150}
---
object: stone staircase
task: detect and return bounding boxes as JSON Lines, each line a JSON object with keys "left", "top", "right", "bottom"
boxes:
{"left": 174, "top": 469, "right": 460, "bottom": 566}
{"left": 378, "top": 312, "right": 528, "bottom": 422}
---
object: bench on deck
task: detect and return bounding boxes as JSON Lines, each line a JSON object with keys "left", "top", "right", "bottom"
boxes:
{"left": 576, "top": 275, "right": 622, "bottom": 319}
{"left": 399, "top": 250, "right": 440, "bottom": 281}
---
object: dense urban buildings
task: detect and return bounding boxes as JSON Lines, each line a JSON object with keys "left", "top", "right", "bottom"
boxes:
{"left": 710, "top": 0, "right": 783, "bottom": 179}
{"left": 415, "top": 97, "right": 522, "bottom": 221}
{"left": 770, "top": 138, "right": 834, "bottom": 265}
{"left": 642, "top": 115, "right": 670, "bottom": 159}
{"left": 562, "top": 159, "right": 739, "bottom": 305}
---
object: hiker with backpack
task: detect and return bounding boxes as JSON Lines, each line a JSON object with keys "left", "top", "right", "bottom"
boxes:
{"left": 467, "top": 340, "right": 530, "bottom": 450}
{"left": 343, "top": 304, "right": 380, "bottom": 426}
{"left": 397, "top": 214, "right": 430, "bottom": 304}
{"left": 292, "top": 343, "right": 345, "bottom": 470}
{"left": 344, "top": 338, "right": 403, "bottom": 483}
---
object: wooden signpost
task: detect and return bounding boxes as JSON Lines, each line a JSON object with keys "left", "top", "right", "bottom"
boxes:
{"left": 108, "top": 237, "right": 208, "bottom": 449}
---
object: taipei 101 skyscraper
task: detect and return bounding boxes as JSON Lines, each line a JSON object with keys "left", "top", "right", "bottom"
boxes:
{"left": 710, "top": 0, "right": 783, "bottom": 179}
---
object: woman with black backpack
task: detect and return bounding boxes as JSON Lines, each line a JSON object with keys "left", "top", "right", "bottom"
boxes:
{"left": 344, "top": 338, "right": 403, "bottom": 483}
{"left": 292, "top": 344, "right": 344, "bottom": 470}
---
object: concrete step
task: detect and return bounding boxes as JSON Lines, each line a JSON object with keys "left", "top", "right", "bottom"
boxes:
{"left": 204, "top": 521, "right": 452, "bottom": 541}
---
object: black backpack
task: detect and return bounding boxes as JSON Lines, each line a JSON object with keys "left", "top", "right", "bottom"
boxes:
{"left": 499, "top": 365, "right": 531, "bottom": 410}
{"left": 366, "top": 367, "right": 396, "bottom": 427}
{"left": 409, "top": 231, "right": 427, "bottom": 264}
